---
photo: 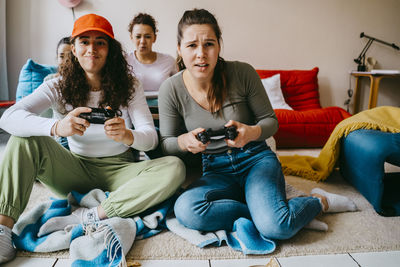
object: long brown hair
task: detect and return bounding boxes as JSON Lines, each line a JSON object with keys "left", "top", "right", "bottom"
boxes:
{"left": 55, "top": 36, "right": 137, "bottom": 113}
{"left": 177, "top": 9, "right": 227, "bottom": 114}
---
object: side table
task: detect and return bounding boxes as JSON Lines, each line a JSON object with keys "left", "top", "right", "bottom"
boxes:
{"left": 351, "top": 71, "right": 400, "bottom": 114}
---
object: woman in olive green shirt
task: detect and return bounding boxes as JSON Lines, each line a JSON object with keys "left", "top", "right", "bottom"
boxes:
{"left": 158, "top": 8, "right": 357, "bottom": 243}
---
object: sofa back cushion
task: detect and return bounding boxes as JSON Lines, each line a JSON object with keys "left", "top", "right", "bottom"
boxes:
{"left": 256, "top": 67, "right": 321, "bottom": 111}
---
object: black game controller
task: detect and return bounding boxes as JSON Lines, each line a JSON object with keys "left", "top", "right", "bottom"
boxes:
{"left": 196, "top": 126, "right": 238, "bottom": 144}
{"left": 79, "top": 107, "right": 122, "bottom": 124}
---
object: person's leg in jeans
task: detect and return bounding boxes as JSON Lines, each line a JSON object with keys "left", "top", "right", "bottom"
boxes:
{"left": 340, "top": 129, "right": 400, "bottom": 215}
{"left": 174, "top": 151, "right": 251, "bottom": 231}
{"left": 245, "top": 148, "right": 322, "bottom": 240}
{"left": 174, "top": 142, "right": 355, "bottom": 239}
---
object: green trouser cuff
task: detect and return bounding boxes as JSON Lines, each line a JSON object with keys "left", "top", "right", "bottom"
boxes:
{"left": 101, "top": 200, "right": 118, "bottom": 218}
{"left": 0, "top": 202, "right": 20, "bottom": 222}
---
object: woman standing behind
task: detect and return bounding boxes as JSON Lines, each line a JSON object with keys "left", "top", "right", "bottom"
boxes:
{"left": 159, "top": 8, "right": 357, "bottom": 244}
{"left": 127, "top": 13, "right": 177, "bottom": 95}
{"left": 0, "top": 14, "right": 185, "bottom": 264}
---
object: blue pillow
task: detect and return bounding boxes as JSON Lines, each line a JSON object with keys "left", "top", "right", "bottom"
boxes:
{"left": 16, "top": 59, "right": 57, "bottom": 101}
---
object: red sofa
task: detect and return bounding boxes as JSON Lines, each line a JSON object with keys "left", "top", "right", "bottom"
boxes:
{"left": 256, "top": 67, "right": 351, "bottom": 148}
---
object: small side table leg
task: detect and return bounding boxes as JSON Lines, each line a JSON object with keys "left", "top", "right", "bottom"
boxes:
{"left": 353, "top": 76, "right": 361, "bottom": 114}
{"left": 368, "top": 76, "right": 383, "bottom": 109}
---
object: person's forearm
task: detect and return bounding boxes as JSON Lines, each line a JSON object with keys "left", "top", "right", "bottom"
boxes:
{"left": 122, "top": 129, "right": 134, "bottom": 146}
{"left": 256, "top": 117, "right": 279, "bottom": 141}
{"left": 161, "top": 136, "right": 187, "bottom": 156}
{"left": 248, "top": 125, "right": 262, "bottom": 142}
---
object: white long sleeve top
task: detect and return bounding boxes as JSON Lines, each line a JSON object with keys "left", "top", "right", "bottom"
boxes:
{"left": 0, "top": 78, "right": 158, "bottom": 157}
{"left": 127, "top": 52, "right": 177, "bottom": 92}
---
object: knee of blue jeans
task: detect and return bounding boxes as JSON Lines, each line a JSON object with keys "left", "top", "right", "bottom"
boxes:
{"left": 256, "top": 218, "right": 298, "bottom": 240}
{"left": 174, "top": 193, "right": 197, "bottom": 229}
{"left": 174, "top": 192, "right": 211, "bottom": 231}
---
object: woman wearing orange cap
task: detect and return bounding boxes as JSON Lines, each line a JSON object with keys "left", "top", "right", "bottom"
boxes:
{"left": 0, "top": 13, "right": 185, "bottom": 263}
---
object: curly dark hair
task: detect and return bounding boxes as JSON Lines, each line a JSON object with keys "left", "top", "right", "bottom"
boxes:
{"left": 128, "top": 13, "right": 158, "bottom": 34}
{"left": 55, "top": 36, "right": 137, "bottom": 113}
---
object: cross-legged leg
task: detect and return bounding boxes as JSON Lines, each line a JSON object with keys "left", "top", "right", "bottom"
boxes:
{"left": 245, "top": 149, "right": 322, "bottom": 240}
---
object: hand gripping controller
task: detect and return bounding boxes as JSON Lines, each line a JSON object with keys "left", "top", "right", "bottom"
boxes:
{"left": 79, "top": 107, "right": 122, "bottom": 124}
{"left": 196, "top": 126, "right": 238, "bottom": 144}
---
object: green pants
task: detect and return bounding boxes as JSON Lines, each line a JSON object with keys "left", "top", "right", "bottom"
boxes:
{"left": 0, "top": 136, "right": 185, "bottom": 222}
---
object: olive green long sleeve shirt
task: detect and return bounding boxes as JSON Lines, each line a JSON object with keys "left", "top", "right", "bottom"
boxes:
{"left": 159, "top": 61, "right": 278, "bottom": 156}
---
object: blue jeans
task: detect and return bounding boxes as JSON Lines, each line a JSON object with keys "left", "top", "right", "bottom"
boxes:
{"left": 340, "top": 129, "right": 400, "bottom": 216}
{"left": 174, "top": 141, "right": 322, "bottom": 240}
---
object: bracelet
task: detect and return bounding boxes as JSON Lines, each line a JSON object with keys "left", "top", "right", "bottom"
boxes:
{"left": 52, "top": 120, "right": 60, "bottom": 138}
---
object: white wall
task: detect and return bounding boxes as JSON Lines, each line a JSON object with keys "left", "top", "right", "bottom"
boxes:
{"left": 6, "top": 0, "right": 400, "bottom": 112}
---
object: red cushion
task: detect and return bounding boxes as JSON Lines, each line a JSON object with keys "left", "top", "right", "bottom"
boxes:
{"left": 274, "top": 107, "right": 351, "bottom": 148}
{"left": 256, "top": 68, "right": 321, "bottom": 110}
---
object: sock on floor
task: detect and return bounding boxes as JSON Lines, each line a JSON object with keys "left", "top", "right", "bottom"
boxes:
{"left": 38, "top": 207, "right": 101, "bottom": 237}
{"left": 311, "top": 188, "right": 357, "bottom": 213}
{"left": 304, "top": 219, "right": 328, "bottom": 231}
{"left": 0, "top": 225, "right": 16, "bottom": 264}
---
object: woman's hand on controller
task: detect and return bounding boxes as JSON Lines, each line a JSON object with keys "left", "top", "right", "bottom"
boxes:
{"left": 56, "top": 107, "right": 91, "bottom": 137}
{"left": 178, "top": 128, "right": 208, "bottom": 154}
{"left": 225, "top": 120, "right": 261, "bottom": 148}
{"left": 104, "top": 117, "right": 134, "bottom": 146}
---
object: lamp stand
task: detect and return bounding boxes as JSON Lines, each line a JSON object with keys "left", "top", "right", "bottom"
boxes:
{"left": 354, "top": 32, "right": 399, "bottom": 72}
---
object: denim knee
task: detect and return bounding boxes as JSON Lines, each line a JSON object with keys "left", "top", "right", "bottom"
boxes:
{"left": 174, "top": 192, "right": 200, "bottom": 229}
{"left": 174, "top": 190, "right": 214, "bottom": 231}
{"left": 255, "top": 216, "right": 298, "bottom": 240}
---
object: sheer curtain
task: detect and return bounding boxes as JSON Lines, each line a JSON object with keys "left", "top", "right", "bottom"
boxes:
{"left": 0, "top": 0, "right": 9, "bottom": 101}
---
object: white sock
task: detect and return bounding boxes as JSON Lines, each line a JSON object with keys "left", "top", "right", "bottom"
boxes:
{"left": 311, "top": 188, "right": 357, "bottom": 213}
{"left": 38, "top": 207, "right": 101, "bottom": 237}
{"left": 304, "top": 219, "right": 328, "bottom": 231}
{"left": 0, "top": 225, "right": 16, "bottom": 264}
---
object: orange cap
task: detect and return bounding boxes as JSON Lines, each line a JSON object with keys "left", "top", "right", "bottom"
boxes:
{"left": 72, "top": 14, "right": 114, "bottom": 39}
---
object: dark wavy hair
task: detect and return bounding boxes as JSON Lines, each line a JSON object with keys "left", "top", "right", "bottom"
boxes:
{"left": 128, "top": 13, "right": 158, "bottom": 34}
{"left": 55, "top": 36, "right": 136, "bottom": 113}
{"left": 177, "top": 9, "right": 227, "bottom": 114}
